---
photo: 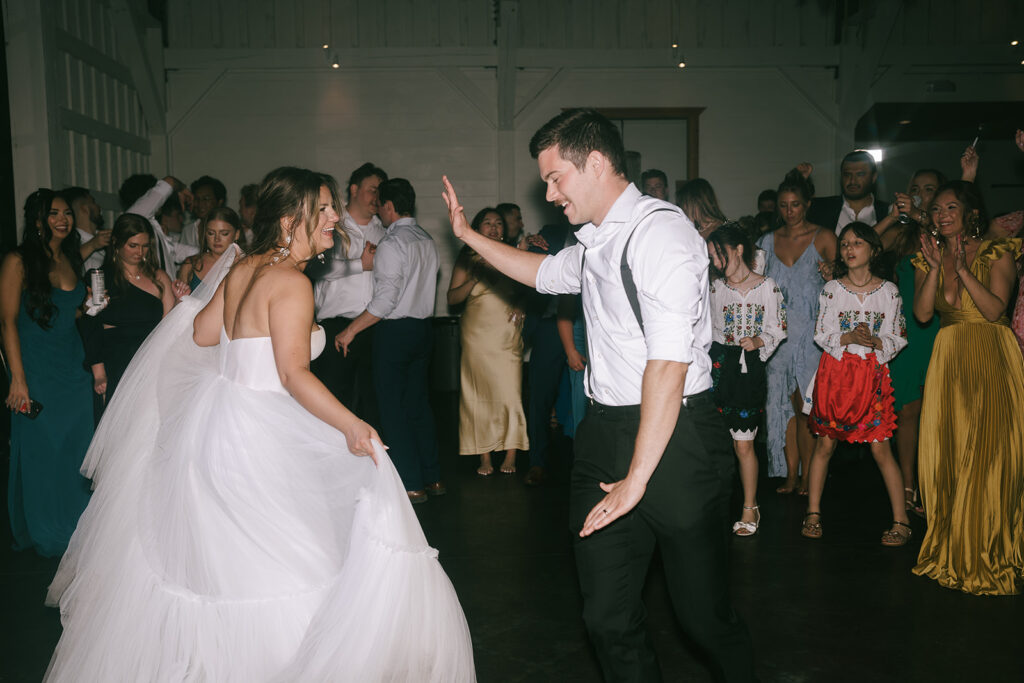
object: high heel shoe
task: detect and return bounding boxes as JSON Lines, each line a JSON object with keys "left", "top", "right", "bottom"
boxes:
{"left": 732, "top": 505, "right": 760, "bottom": 537}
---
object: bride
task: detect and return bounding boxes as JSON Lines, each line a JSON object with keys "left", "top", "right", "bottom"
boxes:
{"left": 44, "top": 167, "right": 475, "bottom": 681}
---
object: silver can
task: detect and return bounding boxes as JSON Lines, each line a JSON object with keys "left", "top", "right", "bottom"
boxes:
{"left": 89, "top": 268, "right": 105, "bottom": 307}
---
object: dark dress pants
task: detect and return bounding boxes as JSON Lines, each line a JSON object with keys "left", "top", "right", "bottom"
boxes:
{"left": 570, "top": 395, "right": 756, "bottom": 683}
{"left": 372, "top": 317, "right": 440, "bottom": 491}
{"left": 527, "top": 317, "right": 567, "bottom": 468}
{"left": 311, "top": 316, "right": 379, "bottom": 428}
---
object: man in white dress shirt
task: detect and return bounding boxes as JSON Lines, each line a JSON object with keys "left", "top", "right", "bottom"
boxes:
{"left": 308, "top": 163, "right": 387, "bottom": 424}
{"left": 806, "top": 150, "right": 889, "bottom": 235}
{"left": 335, "top": 178, "right": 443, "bottom": 504}
{"left": 119, "top": 174, "right": 198, "bottom": 279}
{"left": 61, "top": 187, "right": 110, "bottom": 272}
{"left": 442, "top": 109, "right": 756, "bottom": 682}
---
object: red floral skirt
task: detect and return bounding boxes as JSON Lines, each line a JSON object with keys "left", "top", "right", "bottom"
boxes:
{"left": 808, "top": 351, "right": 896, "bottom": 442}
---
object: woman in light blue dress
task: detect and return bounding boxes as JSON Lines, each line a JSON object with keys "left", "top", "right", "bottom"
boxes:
{"left": 758, "top": 171, "right": 836, "bottom": 493}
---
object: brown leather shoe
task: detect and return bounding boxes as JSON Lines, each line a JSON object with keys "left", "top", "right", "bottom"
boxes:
{"left": 524, "top": 466, "right": 546, "bottom": 487}
{"left": 425, "top": 481, "right": 447, "bottom": 496}
{"left": 407, "top": 490, "right": 428, "bottom": 504}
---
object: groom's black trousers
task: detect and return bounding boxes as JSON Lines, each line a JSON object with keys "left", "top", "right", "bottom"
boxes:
{"left": 570, "top": 392, "right": 756, "bottom": 683}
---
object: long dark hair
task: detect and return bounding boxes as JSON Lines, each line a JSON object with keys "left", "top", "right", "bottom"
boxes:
{"left": 833, "top": 222, "right": 885, "bottom": 280}
{"left": 103, "top": 213, "right": 162, "bottom": 295}
{"left": 18, "top": 189, "right": 83, "bottom": 329}
{"left": 707, "top": 222, "right": 757, "bottom": 280}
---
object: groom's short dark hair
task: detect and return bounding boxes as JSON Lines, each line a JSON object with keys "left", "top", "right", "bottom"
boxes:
{"left": 529, "top": 108, "right": 627, "bottom": 177}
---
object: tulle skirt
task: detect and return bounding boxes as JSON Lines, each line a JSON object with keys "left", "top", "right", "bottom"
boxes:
{"left": 44, "top": 248, "right": 476, "bottom": 681}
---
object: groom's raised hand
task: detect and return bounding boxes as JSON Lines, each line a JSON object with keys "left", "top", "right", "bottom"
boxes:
{"left": 442, "top": 176, "right": 470, "bottom": 241}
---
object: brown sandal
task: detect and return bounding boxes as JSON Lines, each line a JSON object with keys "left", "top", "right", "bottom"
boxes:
{"left": 800, "top": 512, "right": 822, "bottom": 539}
{"left": 881, "top": 520, "right": 912, "bottom": 547}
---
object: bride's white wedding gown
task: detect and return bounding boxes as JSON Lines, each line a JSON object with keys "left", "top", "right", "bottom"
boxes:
{"left": 44, "top": 248, "right": 476, "bottom": 681}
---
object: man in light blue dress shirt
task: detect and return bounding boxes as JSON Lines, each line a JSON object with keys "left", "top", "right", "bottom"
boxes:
{"left": 335, "top": 178, "right": 443, "bottom": 504}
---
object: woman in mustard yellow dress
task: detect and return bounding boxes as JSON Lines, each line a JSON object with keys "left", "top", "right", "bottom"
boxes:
{"left": 912, "top": 181, "right": 1024, "bottom": 595}
{"left": 448, "top": 208, "right": 529, "bottom": 476}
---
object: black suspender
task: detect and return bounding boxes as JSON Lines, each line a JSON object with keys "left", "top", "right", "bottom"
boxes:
{"left": 581, "top": 207, "right": 677, "bottom": 335}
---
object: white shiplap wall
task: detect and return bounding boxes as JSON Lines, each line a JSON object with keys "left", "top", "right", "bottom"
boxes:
{"left": 6, "top": 0, "right": 154, "bottom": 233}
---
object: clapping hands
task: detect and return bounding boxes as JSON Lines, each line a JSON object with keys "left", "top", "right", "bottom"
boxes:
{"left": 843, "top": 323, "right": 876, "bottom": 349}
{"left": 919, "top": 233, "right": 942, "bottom": 270}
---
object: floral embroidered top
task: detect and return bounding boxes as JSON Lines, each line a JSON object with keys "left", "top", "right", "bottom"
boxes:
{"left": 814, "top": 279, "right": 907, "bottom": 365}
{"left": 709, "top": 276, "right": 787, "bottom": 362}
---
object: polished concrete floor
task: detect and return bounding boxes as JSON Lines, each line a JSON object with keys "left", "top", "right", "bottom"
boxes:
{"left": 2, "top": 393, "right": 1022, "bottom": 682}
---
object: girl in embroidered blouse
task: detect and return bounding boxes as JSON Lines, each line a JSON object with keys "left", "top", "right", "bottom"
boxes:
{"left": 801, "top": 222, "right": 910, "bottom": 546}
{"left": 707, "top": 224, "right": 787, "bottom": 536}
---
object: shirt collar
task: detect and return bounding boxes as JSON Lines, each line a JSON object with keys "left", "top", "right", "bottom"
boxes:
{"left": 342, "top": 204, "right": 381, "bottom": 230}
{"left": 386, "top": 216, "right": 417, "bottom": 232}
{"left": 842, "top": 194, "right": 875, "bottom": 213}
{"left": 574, "top": 183, "right": 641, "bottom": 249}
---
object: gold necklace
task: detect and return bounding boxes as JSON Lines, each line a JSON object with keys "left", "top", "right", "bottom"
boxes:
{"left": 727, "top": 269, "right": 752, "bottom": 286}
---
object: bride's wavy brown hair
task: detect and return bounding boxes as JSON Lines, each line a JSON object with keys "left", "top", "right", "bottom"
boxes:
{"left": 247, "top": 166, "right": 348, "bottom": 260}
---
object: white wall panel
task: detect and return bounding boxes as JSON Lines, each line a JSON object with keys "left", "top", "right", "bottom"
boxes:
{"left": 165, "top": 67, "right": 499, "bottom": 312}
{"left": 165, "top": 62, "right": 838, "bottom": 313}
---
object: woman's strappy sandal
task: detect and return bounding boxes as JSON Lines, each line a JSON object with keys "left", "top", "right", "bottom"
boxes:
{"left": 732, "top": 505, "right": 761, "bottom": 537}
{"left": 881, "top": 520, "right": 913, "bottom": 547}
{"left": 800, "top": 512, "right": 822, "bottom": 539}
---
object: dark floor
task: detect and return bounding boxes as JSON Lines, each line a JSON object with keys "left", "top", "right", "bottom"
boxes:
{"left": 2, "top": 393, "right": 1022, "bottom": 683}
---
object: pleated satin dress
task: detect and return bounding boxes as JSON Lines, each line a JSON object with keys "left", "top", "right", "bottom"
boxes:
{"left": 912, "top": 239, "right": 1024, "bottom": 595}
{"left": 457, "top": 275, "right": 529, "bottom": 455}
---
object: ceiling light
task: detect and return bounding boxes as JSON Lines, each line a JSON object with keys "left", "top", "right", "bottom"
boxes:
{"left": 678, "top": 61, "right": 686, "bottom": 68}
{"left": 898, "top": 120, "right": 912, "bottom": 125}
{"left": 865, "top": 148, "right": 884, "bottom": 163}
{"left": 1011, "top": 40, "right": 1019, "bottom": 46}
{"left": 671, "top": 43, "right": 678, "bottom": 48}
{"left": 322, "top": 43, "right": 329, "bottom": 49}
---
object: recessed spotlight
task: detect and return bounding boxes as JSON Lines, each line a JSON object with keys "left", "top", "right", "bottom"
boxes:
{"left": 332, "top": 61, "right": 340, "bottom": 69}
{"left": 671, "top": 43, "right": 678, "bottom": 49}
{"left": 678, "top": 61, "right": 686, "bottom": 68}
{"left": 1012, "top": 40, "right": 1019, "bottom": 46}
{"left": 898, "top": 120, "right": 912, "bottom": 125}
{"left": 322, "top": 43, "right": 329, "bottom": 49}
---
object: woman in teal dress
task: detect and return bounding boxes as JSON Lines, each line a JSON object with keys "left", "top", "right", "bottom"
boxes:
{"left": 876, "top": 169, "right": 945, "bottom": 513}
{"left": 1, "top": 189, "right": 93, "bottom": 557}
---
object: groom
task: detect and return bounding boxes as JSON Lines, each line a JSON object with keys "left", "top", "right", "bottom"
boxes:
{"left": 443, "top": 109, "right": 756, "bottom": 682}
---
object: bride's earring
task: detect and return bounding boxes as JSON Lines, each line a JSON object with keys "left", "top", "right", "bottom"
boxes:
{"left": 271, "top": 232, "right": 292, "bottom": 265}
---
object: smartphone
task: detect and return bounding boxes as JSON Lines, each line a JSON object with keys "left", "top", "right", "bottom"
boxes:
{"left": 23, "top": 400, "right": 43, "bottom": 419}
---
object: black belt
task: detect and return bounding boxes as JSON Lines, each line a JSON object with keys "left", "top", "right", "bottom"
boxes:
{"left": 587, "top": 389, "right": 713, "bottom": 414}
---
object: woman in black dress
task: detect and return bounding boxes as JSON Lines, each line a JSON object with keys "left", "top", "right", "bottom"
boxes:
{"left": 83, "top": 213, "right": 177, "bottom": 417}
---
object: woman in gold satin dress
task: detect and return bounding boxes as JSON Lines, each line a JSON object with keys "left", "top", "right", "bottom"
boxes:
{"left": 912, "top": 181, "right": 1024, "bottom": 595}
{"left": 448, "top": 208, "right": 529, "bottom": 476}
